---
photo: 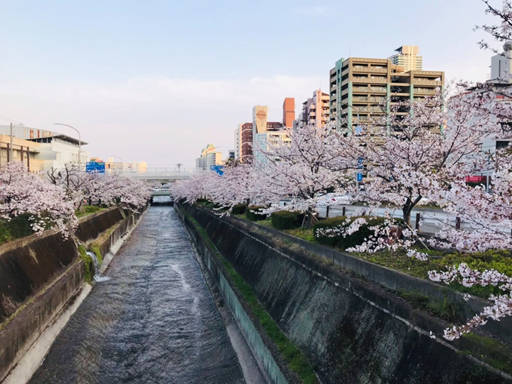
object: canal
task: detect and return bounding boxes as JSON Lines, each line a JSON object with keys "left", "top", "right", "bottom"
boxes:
{"left": 29, "top": 206, "right": 246, "bottom": 384}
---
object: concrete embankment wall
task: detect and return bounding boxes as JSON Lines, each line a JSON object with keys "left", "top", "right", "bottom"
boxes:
{"left": 0, "top": 206, "right": 144, "bottom": 383}
{"left": 176, "top": 204, "right": 295, "bottom": 384}
{"left": 181, "top": 204, "right": 511, "bottom": 384}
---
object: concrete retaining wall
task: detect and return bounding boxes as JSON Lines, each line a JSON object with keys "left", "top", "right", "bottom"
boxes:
{"left": 182, "top": 204, "right": 511, "bottom": 384}
{"left": 178, "top": 207, "right": 290, "bottom": 384}
{"left": 0, "top": 206, "right": 144, "bottom": 383}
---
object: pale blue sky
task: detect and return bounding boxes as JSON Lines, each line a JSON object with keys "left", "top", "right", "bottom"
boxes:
{"left": 0, "top": 0, "right": 500, "bottom": 167}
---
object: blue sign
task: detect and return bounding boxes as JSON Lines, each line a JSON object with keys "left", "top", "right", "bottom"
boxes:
{"left": 86, "top": 162, "right": 105, "bottom": 173}
{"left": 355, "top": 126, "right": 363, "bottom": 135}
{"left": 357, "top": 157, "right": 364, "bottom": 169}
{"left": 210, "top": 165, "right": 224, "bottom": 176}
{"left": 357, "top": 173, "right": 363, "bottom": 182}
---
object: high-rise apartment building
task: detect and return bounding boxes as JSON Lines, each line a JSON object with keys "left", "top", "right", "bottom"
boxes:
{"left": 195, "top": 144, "right": 222, "bottom": 170}
{"left": 239, "top": 122, "right": 253, "bottom": 162}
{"left": 389, "top": 46, "right": 423, "bottom": 71}
{"left": 282, "top": 98, "right": 295, "bottom": 128}
{"left": 329, "top": 46, "right": 444, "bottom": 134}
{"left": 297, "top": 90, "right": 330, "bottom": 128}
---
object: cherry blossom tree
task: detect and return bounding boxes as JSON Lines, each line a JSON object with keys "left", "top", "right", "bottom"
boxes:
{"left": 0, "top": 162, "right": 77, "bottom": 237}
{"left": 252, "top": 123, "right": 360, "bottom": 226}
{"left": 351, "top": 88, "right": 505, "bottom": 227}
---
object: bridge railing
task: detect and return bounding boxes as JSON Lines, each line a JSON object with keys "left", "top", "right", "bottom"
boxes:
{"left": 107, "top": 167, "right": 203, "bottom": 179}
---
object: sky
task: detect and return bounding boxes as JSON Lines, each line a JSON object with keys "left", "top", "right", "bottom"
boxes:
{"left": 0, "top": 0, "right": 502, "bottom": 168}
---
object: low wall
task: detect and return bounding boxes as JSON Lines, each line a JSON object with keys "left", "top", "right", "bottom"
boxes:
{"left": 0, "top": 206, "right": 144, "bottom": 383}
{"left": 182, "top": 204, "right": 512, "bottom": 384}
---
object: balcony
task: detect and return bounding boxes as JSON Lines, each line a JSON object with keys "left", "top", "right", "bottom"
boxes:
{"left": 368, "top": 77, "right": 387, "bottom": 83}
{"left": 352, "top": 86, "right": 388, "bottom": 93}
{"left": 414, "top": 88, "right": 437, "bottom": 95}
{"left": 413, "top": 79, "right": 442, "bottom": 86}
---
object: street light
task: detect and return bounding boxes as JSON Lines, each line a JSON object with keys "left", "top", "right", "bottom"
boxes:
{"left": 55, "top": 123, "right": 82, "bottom": 170}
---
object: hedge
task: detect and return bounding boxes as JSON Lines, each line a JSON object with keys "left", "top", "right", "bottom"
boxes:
{"left": 231, "top": 203, "right": 247, "bottom": 215}
{"left": 313, "top": 216, "right": 404, "bottom": 250}
{"left": 245, "top": 205, "right": 267, "bottom": 221}
{"left": 271, "top": 210, "right": 305, "bottom": 230}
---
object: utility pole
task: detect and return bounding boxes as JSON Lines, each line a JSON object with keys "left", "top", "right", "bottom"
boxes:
{"left": 176, "top": 163, "right": 183, "bottom": 172}
{"left": 9, "top": 123, "right": 13, "bottom": 163}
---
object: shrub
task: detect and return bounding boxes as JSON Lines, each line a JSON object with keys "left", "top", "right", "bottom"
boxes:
{"left": 231, "top": 203, "right": 247, "bottom": 215}
{"left": 271, "top": 210, "right": 305, "bottom": 230}
{"left": 313, "top": 216, "right": 348, "bottom": 247}
{"left": 0, "top": 221, "right": 12, "bottom": 245}
{"left": 8, "top": 214, "right": 34, "bottom": 239}
{"left": 313, "top": 216, "right": 404, "bottom": 250}
{"left": 245, "top": 205, "right": 267, "bottom": 221}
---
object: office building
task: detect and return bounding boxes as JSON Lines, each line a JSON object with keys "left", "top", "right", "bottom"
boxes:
{"left": 0, "top": 124, "right": 90, "bottom": 171}
{"left": 0, "top": 135, "right": 43, "bottom": 172}
{"left": 282, "top": 98, "right": 295, "bottom": 128}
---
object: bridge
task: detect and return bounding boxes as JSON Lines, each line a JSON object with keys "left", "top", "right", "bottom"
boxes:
{"left": 106, "top": 167, "right": 201, "bottom": 182}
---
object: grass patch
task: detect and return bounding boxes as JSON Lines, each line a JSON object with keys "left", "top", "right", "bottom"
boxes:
{"left": 463, "top": 333, "right": 512, "bottom": 375}
{"left": 284, "top": 227, "right": 317, "bottom": 243}
{"left": 89, "top": 243, "right": 103, "bottom": 266}
{"left": 181, "top": 208, "right": 318, "bottom": 384}
{"left": 78, "top": 245, "right": 93, "bottom": 282}
{"left": 76, "top": 206, "right": 103, "bottom": 218}
{"left": 396, "top": 290, "right": 464, "bottom": 323}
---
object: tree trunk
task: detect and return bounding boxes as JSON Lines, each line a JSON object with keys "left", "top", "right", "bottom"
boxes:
{"left": 304, "top": 207, "right": 315, "bottom": 229}
{"left": 403, "top": 207, "right": 411, "bottom": 228}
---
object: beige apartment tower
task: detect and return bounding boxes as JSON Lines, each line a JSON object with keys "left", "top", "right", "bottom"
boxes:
{"left": 329, "top": 46, "right": 444, "bottom": 133}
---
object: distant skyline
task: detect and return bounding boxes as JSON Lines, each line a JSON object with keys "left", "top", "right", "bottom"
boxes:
{"left": 0, "top": 0, "right": 502, "bottom": 167}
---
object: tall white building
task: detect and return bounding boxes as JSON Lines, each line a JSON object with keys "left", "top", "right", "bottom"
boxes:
{"left": 195, "top": 144, "right": 223, "bottom": 170}
{"left": 389, "top": 45, "right": 423, "bottom": 71}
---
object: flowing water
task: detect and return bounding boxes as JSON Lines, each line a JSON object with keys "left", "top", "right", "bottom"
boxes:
{"left": 29, "top": 207, "right": 245, "bottom": 384}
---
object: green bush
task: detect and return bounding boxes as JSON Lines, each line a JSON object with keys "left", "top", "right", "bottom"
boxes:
{"left": 313, "top": 216, "right": 404, "bottom": 250}
{"left": 271, "top": 210, "right": 305, "bottom": 230}
{"left": 231, "top": 203, "right": 247, "bottom": 215}
{"left": 8, "top": 214, "right": 34, "bottom": 239}
{"left": 0, "top": 221, "right": 12, "bottom": 245}
{"left": 245, "top": 205, "right": 267, "bottom": 221}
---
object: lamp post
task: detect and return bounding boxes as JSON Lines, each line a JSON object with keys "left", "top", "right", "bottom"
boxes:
{"left": 55, "top": 123, "right": 82, "bottom": 170}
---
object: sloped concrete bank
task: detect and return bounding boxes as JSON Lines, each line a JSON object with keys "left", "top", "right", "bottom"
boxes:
{"left": 0, "top": 206, "right": 146, "bottom": 383}
{"left": 181, "top": 203, "right": 512, "bottom": 384}
{"left": 176, "top": 204, "right": 297, "bottom": 384}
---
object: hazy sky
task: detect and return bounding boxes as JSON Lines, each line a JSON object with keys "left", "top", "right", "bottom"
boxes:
{"left": 0, "top": 0, "right": 502, "bottom": 167}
